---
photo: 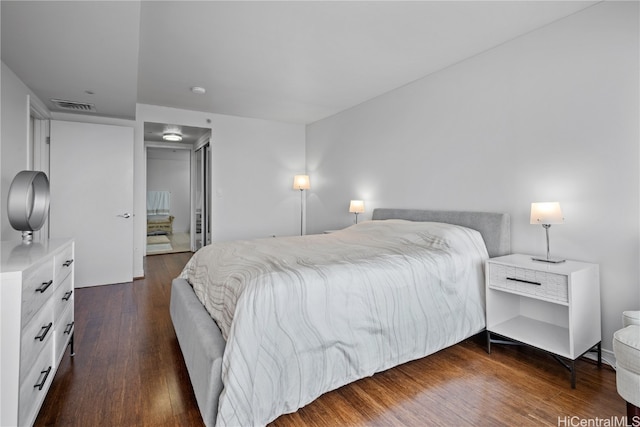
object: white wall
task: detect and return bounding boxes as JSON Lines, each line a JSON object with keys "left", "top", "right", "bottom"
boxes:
{"left": 135, "top": 104, "right": 306, "bottom": 276}
{"left": 2, "top": 61, "right": 142, "bottom": 278}
{"left": 210, "top": 113, "right": 307, "bottom": 242}
{"left": 306, "top": 1, "right": 639, "bottom": 352}
{"left": 0, "top": 89, "right": 305, "bottom": 279}
{"left": 146, "top": 148, "right": 190, "bottom": 233}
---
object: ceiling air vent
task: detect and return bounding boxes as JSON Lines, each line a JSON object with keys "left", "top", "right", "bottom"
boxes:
{"left": 50, "top": 98, "right": 96, "bottom": 113}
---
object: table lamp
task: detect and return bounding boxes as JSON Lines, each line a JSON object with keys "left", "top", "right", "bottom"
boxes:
{"left": 349, "top": 200, "right": 364, "bottom": 224}
{"left": 530, "top": 202, "right": 565, "bottom": 263}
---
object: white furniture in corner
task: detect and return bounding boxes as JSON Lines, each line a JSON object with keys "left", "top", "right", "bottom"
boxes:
{"left": 0, "top": 239, "right": 75, "bottom": 426}
{"left": 485, "top": 254, "right": 600, "bottom": 388}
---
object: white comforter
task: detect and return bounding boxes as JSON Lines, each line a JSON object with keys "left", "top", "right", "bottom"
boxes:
{"left": 181, "top": 220, "right": 489, "bottom": 426}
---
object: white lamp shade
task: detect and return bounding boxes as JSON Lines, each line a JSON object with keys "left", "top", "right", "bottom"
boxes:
{"left": 530, "top": 202, "right": 564, "bottom": 225}
{"left": 293, "top": 175, "right": 310, "bottom": 190}
{"left": 349, "top": 200, "right": 365, "bottom": 213}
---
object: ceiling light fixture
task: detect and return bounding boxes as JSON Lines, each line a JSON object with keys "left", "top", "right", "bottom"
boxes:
{"left": 163, "top": 132, "right": 182, "bottom": 142}
{"left": 191, "top": 86, "right": 206, "bottom": 95}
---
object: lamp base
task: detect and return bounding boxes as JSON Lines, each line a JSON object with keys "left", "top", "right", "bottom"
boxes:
{"left": 531, "top": 256, "right": 566, "bottom": 264}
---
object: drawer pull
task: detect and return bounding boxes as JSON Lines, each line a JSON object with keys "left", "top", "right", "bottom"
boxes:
{"left": 63, "top": 259, "right": 74, "bottom": 267}
{"left": 35, "top": 322, "right": 53, "bottom": 341}
{"left": 506, "top": 277, "right": 541, "bottom": 286}
{"left": 34, "top": 366, "right": 52, "bottom": 391}
{"left": 36, "top": 280, "right": 53, "bottom": 293}
{"left": 64, "top": 322, "right": 74, "bottom": 335}
{"left": 62, "top": 290, "right": 73, "bottom": 301}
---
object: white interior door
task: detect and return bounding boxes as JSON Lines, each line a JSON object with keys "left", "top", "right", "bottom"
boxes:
{"left": 49, "top": 120, "right": 134, "bottom": 287}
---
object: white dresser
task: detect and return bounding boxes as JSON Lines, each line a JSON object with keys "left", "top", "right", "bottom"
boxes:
{"left": 0, "top": 239, "right": 75, "bottom": 426}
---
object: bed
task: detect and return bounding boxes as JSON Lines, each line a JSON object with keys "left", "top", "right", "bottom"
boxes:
{"left": 147, "top": 214, "right": 174, "bottom": 235}
{"left": 170, "top": 208, "right": 510, "bottom": 426}
{"left": 147, "top": 190, "right": 173, "bottom": 235}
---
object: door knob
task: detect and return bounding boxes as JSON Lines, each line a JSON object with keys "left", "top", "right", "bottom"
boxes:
{"left": 117, "top": 213, "right": 131, "bottom": 218}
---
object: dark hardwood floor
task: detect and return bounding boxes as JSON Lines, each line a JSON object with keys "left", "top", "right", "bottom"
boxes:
{"left": 36, "top": 253, "right": 624, "bottom": 426}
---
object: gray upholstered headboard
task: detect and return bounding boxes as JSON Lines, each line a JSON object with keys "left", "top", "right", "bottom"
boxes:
{"left": 371, "top": 208, "right": 511, "bottom": 258}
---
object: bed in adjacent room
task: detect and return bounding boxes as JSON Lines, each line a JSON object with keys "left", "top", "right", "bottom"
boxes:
{"left": 147, "top": 214, "right": 174, "bottom": 235}
{"left": 170, "top": 208, "right": 510, "bottom": 426}
{"left": 147, "top": 190, "right": 174, "bottom": 235}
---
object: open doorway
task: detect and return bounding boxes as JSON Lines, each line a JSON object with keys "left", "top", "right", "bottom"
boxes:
{"left": 146, "top": 147, "right": 191, "bottom": 254}
{"left": 144, "top": 122, "right": 211, "bottom": 255}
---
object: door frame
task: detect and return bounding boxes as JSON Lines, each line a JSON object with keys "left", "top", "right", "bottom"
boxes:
{"left": 29, "top": 95, "right": 51, "bottom": 241}
{"left": 143, "top": 142, "right": 192, "bottom": 256}
{"left": 191, "top": 139, "right": 211, "bottom": 251}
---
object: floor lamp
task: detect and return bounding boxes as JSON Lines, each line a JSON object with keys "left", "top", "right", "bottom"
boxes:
{"left": 293, "top": 175, "right": 310, "bottom": 235}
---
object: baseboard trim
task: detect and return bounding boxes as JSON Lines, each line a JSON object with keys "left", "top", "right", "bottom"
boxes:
{"left": 583, "top": 347, "right": 616, "bottom": 370}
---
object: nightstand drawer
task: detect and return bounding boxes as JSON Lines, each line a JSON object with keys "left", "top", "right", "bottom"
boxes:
{"left": 489, "top": 263, "right": 568, "bottom": 303}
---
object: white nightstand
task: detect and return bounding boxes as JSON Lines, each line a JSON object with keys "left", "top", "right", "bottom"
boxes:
{"left": 485, "top": 254, "right": 601, "bottom": 388}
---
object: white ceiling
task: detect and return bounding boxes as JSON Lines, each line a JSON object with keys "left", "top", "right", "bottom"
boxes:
{"left": 1, "top": 1, "right": 598, "bottom": 124}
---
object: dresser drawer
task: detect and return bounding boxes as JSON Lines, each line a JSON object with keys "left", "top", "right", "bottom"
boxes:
{"left": 20, "top": 300, "right": 54, "bottom": 383}
{"left": 55, "top": 306, "right": 74, "bottom": 362}
{"left": 18, "top": 335, "right": 54, "bottom": 426}
{"left": 54, "top": 244, "right": 74, "bottom": 286}
{"left": 21, "top": 258, "right": 55, "bottom": 326}
{"left": 489, "top": 263, "right": 568, "bottom": 303}
{"left": 53, "top": 273, "right": 74, "bottom": 320}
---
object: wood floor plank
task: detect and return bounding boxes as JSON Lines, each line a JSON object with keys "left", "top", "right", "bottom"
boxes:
{"left": 35, "top": 252, "right": 624, "bottom": 426}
